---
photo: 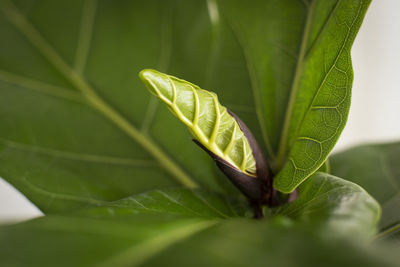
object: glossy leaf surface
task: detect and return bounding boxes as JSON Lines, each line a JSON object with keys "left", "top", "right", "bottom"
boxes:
{"left": 277, "top": 172, "right": 380, "bottom": 238}
{"left": 331, "top": 142, "right": 400, "bottom": 242}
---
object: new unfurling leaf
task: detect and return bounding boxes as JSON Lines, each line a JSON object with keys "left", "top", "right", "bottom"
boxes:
{"left": 140, "top": 69, "right": 256, "bottom": 175}
{"left": 140, "top": 69, "right": 271, "bottom": 203}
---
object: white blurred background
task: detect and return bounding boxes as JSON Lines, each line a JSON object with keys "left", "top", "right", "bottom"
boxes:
{"left": 1, "top": 0, "right": 399, "bottom": 223}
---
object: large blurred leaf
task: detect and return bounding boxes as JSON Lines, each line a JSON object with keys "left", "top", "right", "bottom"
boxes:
{"left": 142, "top": 219, "right": 399, "bottom": 267}
{"left": 0, "top": 0, "right": 259, "bottom": 212}
{"left": 331, "top": 142, "right": 400, "bottom": 242}
{"left": 3, "top": 217, "right": 399, "bottom": 267}
{"left": 0, "top": 213, "right": 217, "bottom": 267}
{"left": 218, "top": 0, "right": 371, "bottom": 192}
{"left": 0, "top": 187, "right": 392, "bottom": 267}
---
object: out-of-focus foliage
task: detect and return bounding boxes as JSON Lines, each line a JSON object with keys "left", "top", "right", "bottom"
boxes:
{"left": 331, "top": 142, "right": 400, "bottom": 243}
{"left": 0, "top": 187, "right": 396, "bottom": 267}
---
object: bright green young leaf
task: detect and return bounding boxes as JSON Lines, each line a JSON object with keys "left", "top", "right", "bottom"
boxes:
{"left": 331, "top": 142, "right": 400, "bottom": 242}
{"left": 218, "top": 0, "right": 371, "bottom": 192}
{"left": 0, "top": 188, "right": 395, "bottom": 267}
{"left": 140, "top": 69, "right": 256, "bottom": 176}
{"left": 276, "top": 172, "right": 381, "bottom": 238}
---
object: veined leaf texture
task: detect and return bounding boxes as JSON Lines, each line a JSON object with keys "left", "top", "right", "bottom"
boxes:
{"left": 140, "top": 69, "right": 256, "bottom": 176}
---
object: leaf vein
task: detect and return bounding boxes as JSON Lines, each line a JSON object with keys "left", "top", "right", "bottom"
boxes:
{"left": 0, "top": 69, "right": 85, "bottom": 103}
{"left": 74, "top": 0, "right": 97, "bottom": 74}
{"left": 0, "top": 137, "right": 156, "bottom": 166}
{"left": 1, "top": 1, "right": 198, "bottom": 188}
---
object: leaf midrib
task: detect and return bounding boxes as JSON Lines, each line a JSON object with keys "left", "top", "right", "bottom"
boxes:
{"left": 0, "top": 69, "right": 85, "bottom": 103}
{"left": 1, "top": 1, "right": 198, "bottom": 188}
{"left": 74, "top": 0, "right": 97, "bottom": 75}
{"left": 0, "top": 137, "right": 156, "bottom": 166}
{"left": 275, "top": 0, "right": 316, "bottom": 169}
{"left": 19, "top": 177, "right": 108, "bottom": 206}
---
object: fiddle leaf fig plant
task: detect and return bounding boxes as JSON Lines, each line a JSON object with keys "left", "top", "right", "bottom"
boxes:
{"left": 0, "top": 0, "right": 400, "bottom": 266}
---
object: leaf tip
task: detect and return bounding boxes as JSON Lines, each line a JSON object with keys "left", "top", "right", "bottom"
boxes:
{"left": 139, "top": 68, "right": 159, "bottom": 80}
{"left": 139, "top": 69, "right": 163, "bottom": 96}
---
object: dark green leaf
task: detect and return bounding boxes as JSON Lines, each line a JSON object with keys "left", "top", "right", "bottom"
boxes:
{"left": 142, "top": 219, "right": 399, "bottom": 267}
{"left": 76, "top": 188, "right": 248, "bottom": 219}
{"left": 217, "top": 0, "right": 371, "bottom": 192}
{"left": 0, "top": 0, "right": 255, "bottom": 212}
{"left": 331, "top": 142, "right": 400, "bottom": 242}
{"left": 276, "top": 172, "right": 381, "bottom": 238}
{"left": 0, "top": 189, "right": 395, "bottom": 267}
{"left": 0, "top": 213, "right": 217, "bottom": 267}
{"left": 0, "top": 218, "right": 397, "bottom": 267}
